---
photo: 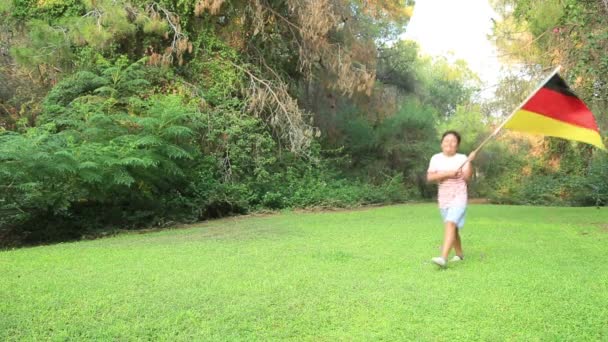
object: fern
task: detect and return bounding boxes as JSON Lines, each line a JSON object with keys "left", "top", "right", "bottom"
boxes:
{"left": 117, "top": 157, "right": 155, "bottom": 168}
{"left": 112, "top": 170, "right": 135, "bottom": 186}
{"left": 133, "top": 135, "right": 164, "bottom": 148}
{"left": 162, "top": 125, "right": 194, "bottom": 139}
{"left": 162, "top": 144, "right": 193, "bottom": 160}
{"left": 43, "top": 71, "right": 108, "bottom": 108}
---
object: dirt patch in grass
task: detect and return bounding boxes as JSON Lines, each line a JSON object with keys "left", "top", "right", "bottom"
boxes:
{"left": 579, "top": 222, "right": 608, "bottom": 235}
{"left": 81, "top": 213, "right": 287, "bottom": 247}
{"left": 291, "top": 200, "right": 456, "bottom": 214}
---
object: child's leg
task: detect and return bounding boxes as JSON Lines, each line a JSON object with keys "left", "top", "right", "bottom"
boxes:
{"left": 453, "top": 229, "right": 463, "bottom": 257}
{"left": 441, "top": 221, "right": 457, "bottom": 260}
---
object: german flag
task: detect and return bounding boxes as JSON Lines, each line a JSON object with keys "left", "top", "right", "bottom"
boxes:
{"left": 504, "top": 73, "right": 606, "bottom": 149}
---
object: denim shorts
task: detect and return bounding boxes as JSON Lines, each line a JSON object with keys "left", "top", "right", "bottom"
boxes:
{"left": 440, "top": 207, "right": 466, "bottom": 229}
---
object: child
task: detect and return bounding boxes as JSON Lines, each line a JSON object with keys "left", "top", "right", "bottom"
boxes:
{"left": 427, "top": 130, "right": 477, "bottom": 268}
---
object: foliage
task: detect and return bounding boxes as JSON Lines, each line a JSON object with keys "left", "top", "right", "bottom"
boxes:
{"left": 376, "top": 40, "right": 420, "bottom": 93}
{"left": 0, "top": 58, "right": 202, "bottom": 237}
{"left": 378, "top": 42, "right": 480, "bottom": 118}
{"left": 323, "top": 99, "right": 437, "bottom": 198}
{"left": 0, "top": 0, "right": 485, "bottom": 245}
{"left": 416, "top": 58, "right": 479, "bottom": 118}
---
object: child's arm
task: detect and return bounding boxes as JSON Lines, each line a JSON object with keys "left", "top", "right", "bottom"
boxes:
{"left": 427, "top": 170, "right": 459, "bottom": 183}
{"left": 461, "top": 163, "right": 473, "bottom": 181}
{"left": 461, "top": 151, "right": 477, "bottom": 181}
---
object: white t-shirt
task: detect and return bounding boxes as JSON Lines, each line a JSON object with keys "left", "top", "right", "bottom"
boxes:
{"left": 427, "top": 153, "right": 469, "bottom": 208}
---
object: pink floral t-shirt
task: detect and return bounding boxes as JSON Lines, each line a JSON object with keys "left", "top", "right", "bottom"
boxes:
{"left": 427, "top": 153, "right": 469, "bottom": 208}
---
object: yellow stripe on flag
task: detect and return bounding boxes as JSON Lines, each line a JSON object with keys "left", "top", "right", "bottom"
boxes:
{"left": 505, "top": 109, "right": 606, "bottom": 149}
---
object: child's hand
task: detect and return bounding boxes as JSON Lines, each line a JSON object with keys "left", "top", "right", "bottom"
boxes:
{"left": 446, "top": 170, "right": 461, "bottom": 179}
{"left": 468, "top": 150, "right": 478, "bottom": 162}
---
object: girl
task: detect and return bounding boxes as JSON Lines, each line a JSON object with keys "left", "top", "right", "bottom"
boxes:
{"left": 427, "top": 130, "right": 477, "bottom": 267}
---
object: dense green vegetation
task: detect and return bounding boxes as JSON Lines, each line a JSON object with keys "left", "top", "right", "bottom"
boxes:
{"left": 0, "top": 0, "right": 607, "bottom": 245}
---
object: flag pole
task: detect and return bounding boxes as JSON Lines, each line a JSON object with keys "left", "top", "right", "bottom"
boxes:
{"left": 458, "top": 65, "right": 562, "bottom": 169}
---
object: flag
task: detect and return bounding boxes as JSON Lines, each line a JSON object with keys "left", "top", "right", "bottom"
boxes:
{"left": 504, "top": 73, "right": 606, "bottom": 149}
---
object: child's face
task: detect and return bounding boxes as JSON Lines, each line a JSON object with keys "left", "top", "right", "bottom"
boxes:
{"left": 441, "top": 134, "right": 459, "bottom": 156}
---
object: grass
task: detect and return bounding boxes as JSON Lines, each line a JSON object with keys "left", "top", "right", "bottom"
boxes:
{"left": 1, "top": 204, "right": 608, "bottom": 341}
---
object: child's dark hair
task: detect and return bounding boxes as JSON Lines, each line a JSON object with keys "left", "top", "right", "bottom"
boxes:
{"left": 441, "top": 130, "right": 461, "bottom": 145}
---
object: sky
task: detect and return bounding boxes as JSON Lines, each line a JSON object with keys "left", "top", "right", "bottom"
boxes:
{"left": 401, "top": 0, "right": 503, "bottom": 94}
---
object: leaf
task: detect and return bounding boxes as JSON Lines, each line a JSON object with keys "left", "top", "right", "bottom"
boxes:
{"left": 134, "top": 136, "right": 163, "bottom": 147}
{"left": 80, "top": 170, "right": 103, "bottom": 183}
{"left": 112, "top": 170, "right": 135, "bottom": 186}
{"left": 78, "top": 161, "right": 99, "bottom": 170}
{"left": 162, "top": 126, "right": 194, "bottom": 139}
{"left": 93, "top": 86, "right": 118, "bottom": 96}
{"left": 163, "top": 144, "right": 193, "bottom": 160}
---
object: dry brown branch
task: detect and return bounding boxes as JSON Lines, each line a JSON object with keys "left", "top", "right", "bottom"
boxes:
{"left": 145, "top": 3, "right": 192, "bottom": 66}
{"left": 230, "top": 62, "right": 319, "bottom": 155}
{"left": 248, "top": 0, "right": 376, "bottom": 97}
{"left": 195, "top": 0, "right": 225, "bottom": 16}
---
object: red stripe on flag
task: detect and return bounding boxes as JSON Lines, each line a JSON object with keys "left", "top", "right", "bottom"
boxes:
{"left": 521, "top": 87, "right": 599, "bottom": 131}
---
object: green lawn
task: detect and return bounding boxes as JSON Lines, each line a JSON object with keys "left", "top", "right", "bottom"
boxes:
{"left": 2, "top": 204, "right": 608, "bottom": 340}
